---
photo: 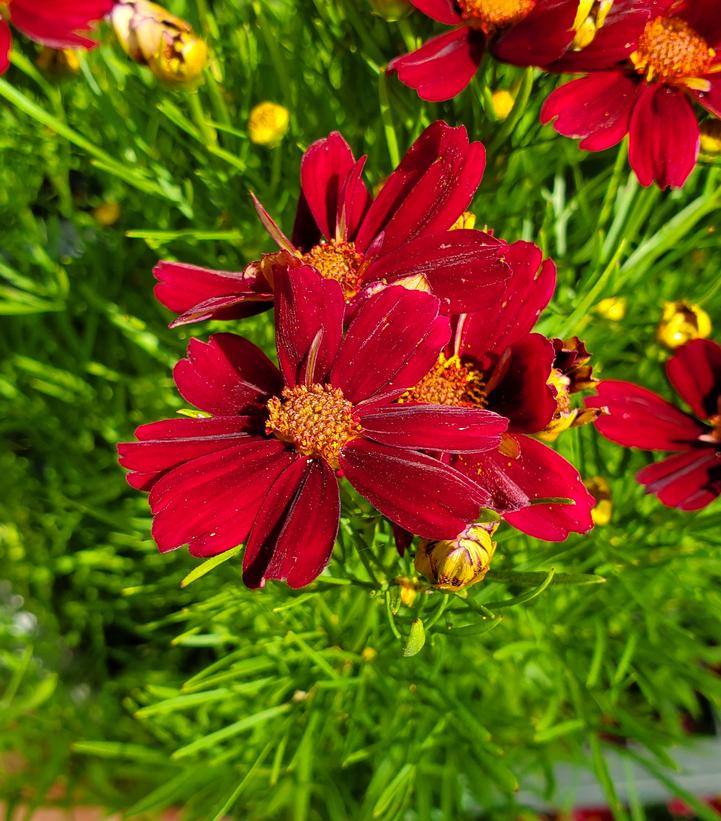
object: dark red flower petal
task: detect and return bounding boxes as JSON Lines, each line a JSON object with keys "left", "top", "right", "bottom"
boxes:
{"left": 636, "top": 449, "right": 721, "bottom": 511}
{"left": 337, "top": 156, "right": 372, "bottom": 242}
{"left": 387, "top": 27, "right": 485, "bottom": 103}
{"left": 331, "top": 287, "right": 449, "bottom": 404}
{"left": 153, "top": 261, "right": 272, "bottom": 327}
{"left": 274, "top": 266, "right": 345, "bottom": 387}
{"left": 678, "top": 0, "right": 721, "bottom": 46}
{"left": 457, "top": 241, "right": 556, "bottom": 356}
{"left": 118, "top": 416, "right": 256, "bottom": 491}
{"left": 339, "top": 438, "right": 489, "bottom": 539}
{"left": 174, "top": 334, "right": 283, "bottom": 415}
{"left": 540, "top": 72, "right": 639, "bottom": 151}
{"left": 356, "top": 121, "right": 486, "bottom": 254}
{"left": 364, "top": 229, "right": 510, "bottom": 313}
{"left": 666, "top": 339, "right": 721, "bottom": 421}
{"left": 0, "top": 22, "right": 12, "bottom": 74}
{"left": 357, "top": 403, "right": 507, "bottom": 453}
{"left": 491, "top": 0, "right": 578, "bottom": 67}
{"left": 486, "top": 333, "right": 557, "bottom": 434}
{"left": 409, "top": 0, "right": 462, "bottom": 24}
{"left": 148, "top": 438, "right": 294, "bottom": 557}
{"left": 587, "top": 380, "right": 705, "bottom": 450}
{"left": 243, "top": 459, "right": 340, "bottom": 588}
{"left": 628, "top": 84, "right": 699, "bottom": 189}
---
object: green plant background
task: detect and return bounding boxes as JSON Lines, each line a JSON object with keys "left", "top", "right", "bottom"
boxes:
{"left": 1, "top": 1, "right": 721, "bottom": 819}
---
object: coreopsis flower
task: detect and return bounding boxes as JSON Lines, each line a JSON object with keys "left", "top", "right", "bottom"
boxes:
{"left": 248, "top": 102, "right": 290, "bottom": 148}
{"left": 657, "top": 299, "right": 711, "bottom": 349}
{"left": 0, "top": 0, "right": 113, "bottom": 74}
{"left": 154, "top": 122, "right": 511, "bottom": 327}
{"left": 400, "top": 241, "right": 595, "bottom": 540}
{"left": 111, "top": 0, "right": 208, "bottom": 85}
{"left": 415, "top": 521, "right": 496, "bottom": 591}
{"left": 540, "top": 0, "right": 721, "bottom": 188}
{"left": 585, "top": 339, "right": 721, "bottom": 511}
{"left": 119, "top": 269, "right": 510, "bottom": 588}
{"left": 386, "top": 0, "right": 581, "bottom": 102}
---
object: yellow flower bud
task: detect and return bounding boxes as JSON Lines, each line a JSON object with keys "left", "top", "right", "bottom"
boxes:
{"left": 491, "top": 89, "right": 515, "bottom": 121}
{"left": 415, "top": 523, "right": 496, "bottom": 592}
{"left": 368, "top": 0, "right": 413, "bottom": 20}
{"left": 657, "top": 300, "right": 712, "bottom": 349}
{"left": 248, "top": 102, "right": 290, "bottom": 148}
{"left": 700, "top": 120, "right": 721, "bottom": 156}
{"left": 595, "top": 296, "right": 627, "bottom": 321}
{"left": 584, "top": 476, "right": 612, "bottom": 526}
{"left": 395, "top": 577, "right": 419, "bottom": 608}
{"left": 36, "top": 47, "right": 81, "bottom": 76}
{"left": 148, "top": 29, "right": 207, "bottom": 85}
{"left": 450, "top": 211, "right": 477, "bottom": 231}
{"left": 93, "top": 202, "right": 121, "bottom": 227}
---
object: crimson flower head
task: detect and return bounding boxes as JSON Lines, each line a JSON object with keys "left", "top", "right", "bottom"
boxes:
{"left": 541, "top": 0, "right": 721, "bottom": 188}
{"left": 398, "top": 241, "right": 595, "bottom": 541}
{"left": 119, "top": 268, "right": 510, "bottom": 588}
{"left": 0, "top": 0, "right": 113, "bottom": 74}
{"left": 154, "top": 122, "right": 512, "bottom": 327}
{"left": 386, "top": 0, "right": 581, "bottom": 102}
{"left": 586, "top": 339, "right": 721, "bottom": 511}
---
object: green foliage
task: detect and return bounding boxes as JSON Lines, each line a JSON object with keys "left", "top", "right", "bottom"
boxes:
{"left": 1, "top": 0, "right": 721, "bottom": 818}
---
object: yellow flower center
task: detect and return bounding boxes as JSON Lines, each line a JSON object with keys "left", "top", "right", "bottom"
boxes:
{"left": 457, "top": 0, "right": 535, "bottom": 30}
{"left": 399, "top": 354, "right": 486, "bottom": 407}
{"left": 265, "top": 384, "right": 363, "bottom": 469}
{"left": 630, "top": 17, "right": 716, "bottom": 83}
{"left": 302, "top": 240, "right": 365, "bottom": 300}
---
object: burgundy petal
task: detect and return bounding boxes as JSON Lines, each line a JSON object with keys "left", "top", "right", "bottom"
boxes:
{"left": 118, "top": 416, "right": 255, "bottom": 491}
{"left": 274, "top": 266, "right": 345, "bottom": 386}
{"left": 243, "top": 459, "right": 340, "bottom": 588}
{"left": 358, "top": 403, "right": 507, "bottom": 452}
{"left": 174, "top": 334, "right": 283, "bottom": 415}
{"left": 365, "top": 229, "right": 510, "bottom": 312}
{"left": 540, "top": 72, "right": 639, "bottom": 151}
{"left": 356, "top": 121, "right": 486, "bottom": 253}
{"left": 331, "top": 287, "right": 450, "bottom": 404}
{"left": 666, "top": 339, "right": 721, "bottom": 421}
{"left": 387, "top": 27, "right": 485, "bottom": 102}
{"left": 628, "top": 84, "right": 699, "bottom": 189}
{"left": 457, "top": 242, "right": 556, "bottom": 356}
{"left": 337, "top": 156, "right": 372, "bottom": 242}
{"left": 491, "top": 0, "right": 577, "bottom": 67}
{"left": 587, "top": 380, "right": 704, "bottom": 450}
{"left": 409, "top": 0, "right": 462, "bottom": 24}
{"left": 148, "top": 438, "right": 294, "bottom": 556}
{"left": 678, "top": 0, "right": 721, "bottom": 45}
{"left": 252, "top": 193, "right": 296, "bottom": 253}
{"left": 153, "top": 261, "right": 272, "bottom": 327}
{"left": 637, "top": 449, "right": 721, "bottom": 511}
{"left": 339, "top": 438, "right": 489, "bottom": 539}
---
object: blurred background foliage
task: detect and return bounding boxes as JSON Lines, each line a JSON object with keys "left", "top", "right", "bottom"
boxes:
{"left": 1, "top": 0, "right": 721, "bottom": 818}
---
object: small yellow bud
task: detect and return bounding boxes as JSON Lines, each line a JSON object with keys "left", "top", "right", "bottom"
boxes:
{"left": 657, "top": 300, "right": 712, "bottom": 349}
{"left": 36, "top": 47, "right": 81, "bottom": 76}
{"left": 450, "top": 211, "right": 477, "bottom": 231}
{"left": 415, "top": 523, "right": 496, "bottom": 592}
{"left": 361, "top": 647, "right": 378, "bottom": 662}
{"left": 585, "top": 476, "right": 612, "bottom": 526}
{"left": 368, "top": 0, "right": 413, "bottom": 20}
{"left": 491, "top": 89, "right": 515, "bottom": 121}
{"left": 700, "top": 120, "right": 721, "bottom": 156}
{"left": 595, "top": 296, "right": 627, "bottom": 321}
{"left": 248, "top": 102, "right": 290, "bottom": 148}
{"left": 93, "top": 202, "right": 121, "bottom": 227}
{"left": 395, "top": 577, "right": 419, "bottom": 608}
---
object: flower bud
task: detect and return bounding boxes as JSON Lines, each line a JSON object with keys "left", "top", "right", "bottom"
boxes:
{"left": 415, "top": 523, "right": 496, "bottom": 592}
{"left": 491, "top": 89, "right": 515, "bottom": 121}
{"left": 36, "top": 47, "right": 81, "bottom": 77}
{"left": 595, "top": 296, "right": 627, "bottom": 321}
{"left": 700, "top": 121, "right": 721, "bottom": 156}
{"left": 368, "top": 0, "right": 413, "bottom": 21}
{"left": 248, "top": 102, "right": 290, "bottom": 148}
{"left": 584, "top": 476, "right": 612, "bottom": 526}
{"left": 111, "top": 0, "right": 207, "bottom": 85}
{"left": 657, "top": 300, "right": 711, "bottom": 349}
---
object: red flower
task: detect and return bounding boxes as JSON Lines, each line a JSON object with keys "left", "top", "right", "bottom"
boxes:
{"left": 540, "top": 0, "right": 721, "bottom": 188}
{"left": 154, "top": 122, "right": 511, "bottom": 327}
{"left": 398, "top": 241, "right": 595, "bottom": 540}
{"left": 119, "top": 268, "right": 509, "bottom": 588}
{"left": 0, "top": 0, "right": 113, "bottom": 74}
{"left": 586, "top": 339, "right": 721, "bottom": 510}
{"left": 386, "top": 0, "right": 580, "bottom": 102}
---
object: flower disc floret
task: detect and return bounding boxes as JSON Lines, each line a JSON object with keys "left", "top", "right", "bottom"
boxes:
{"left": 302, "top": 240, "right": 365, "bottom": 299}
{"left": 400, "top": 354, "right": 486, "bottom": 407}
{"left": 631, "top": 17, "right": 715, "bottom": 83}
{"left": 266, "top": 384, "right": 363, "bottom": 468}
{"left": 458, "top": 0, "right": 535, "bottom": 30}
